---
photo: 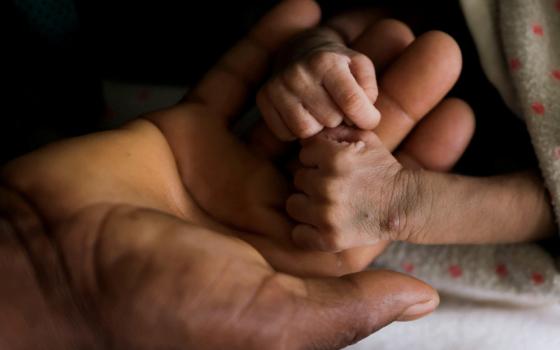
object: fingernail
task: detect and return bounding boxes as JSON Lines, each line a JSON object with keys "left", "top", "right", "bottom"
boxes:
{"left": 397, "top": 297, "right": 439, "bottom": 321}
{"left": 354, "top": 140, "right": 366, "bottom": 151}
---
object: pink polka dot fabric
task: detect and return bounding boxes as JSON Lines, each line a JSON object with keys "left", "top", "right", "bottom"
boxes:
{"left": 373, "top": 0, "right": 560, "bottom": 305}
{"left": 501, "top": 0, "right": 560, "bottom": 231}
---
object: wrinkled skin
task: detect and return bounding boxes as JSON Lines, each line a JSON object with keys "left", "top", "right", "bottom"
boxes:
{"left": 288, "top": 126, "right": 408, "bottom": 251}
{"left": 154, "top": 17, "right": 473, "bottom": 276}
{"left": 258, "top": 39, "right": 381, "bottom": 139}
{"left": 0, "top": 1, "right": 475, "bottom": 349}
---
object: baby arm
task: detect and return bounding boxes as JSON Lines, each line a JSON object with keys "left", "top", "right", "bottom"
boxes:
{"left": 257, "top": 11, "right": 383, "bottom": 140}
{"left": 287, "top": 126, "right": 556, "bottom": 251}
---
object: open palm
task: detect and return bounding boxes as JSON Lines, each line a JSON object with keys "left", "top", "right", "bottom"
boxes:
{"left": 1, "top": 1, "right": 473, "bottom": 348}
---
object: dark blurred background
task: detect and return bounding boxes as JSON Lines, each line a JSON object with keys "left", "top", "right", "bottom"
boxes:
{"left": 3, "top": 0, "right": 537, "bottom": 175}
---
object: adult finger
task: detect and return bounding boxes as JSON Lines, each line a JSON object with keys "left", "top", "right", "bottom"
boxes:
{"left": 185, "top": 0, "right": 321, "bottom": 124}
{"left": 397, "top": 98, "right": 475, "bottom": 171}
{"left": 351, "top": 19, "right": 415, "bottom": 72}
{"left": 374, "top": 31, "right": 463, "bottom": 151}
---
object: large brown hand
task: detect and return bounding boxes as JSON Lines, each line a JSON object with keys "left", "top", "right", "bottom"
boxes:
{"left": 0, "top": 2, "right": 441, "bottom": 349}
{"left": 149, "top": 11, "right": 473, "bottom": 276}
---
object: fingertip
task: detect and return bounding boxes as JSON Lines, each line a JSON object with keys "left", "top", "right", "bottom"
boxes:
{"left": 352, "top": 18, "right": 415, "bottom": 71}
{"left": 443, "top": 97, "right": 475, "bottom": 137}
{"left": 449, "top": 97, "right": 476, "bottom": 133}
{"left": 286, "top": 116, "right": 323, "bottom": 140}
{"left": 375, "top": 18, "right": 415, "bottom": 43}
{"left": 354, "top": 106, "right": 381, "bottom": 130}
{"left": 294, "top": 118, "right": 324, "bottom": 139}
{"left": 398, "top": 98, "right": 475, "bottom": 171}
{"left": 421, "top": 30, "right": 463, "bottom": 83}
{"left": 397, "top": 293, "right": 440, "bottom": 322}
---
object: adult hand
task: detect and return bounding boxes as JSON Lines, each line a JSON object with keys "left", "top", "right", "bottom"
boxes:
{"left": 1, "top": 1, "right": 442, "bottom": 349}
{"left": 151, "top": 10, "right": 474, "bottom": 275}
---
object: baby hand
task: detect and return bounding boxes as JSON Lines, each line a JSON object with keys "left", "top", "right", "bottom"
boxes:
{"left": 257, "top": 46, "right": 380, "bottom": 140}
{"left": 287, "top": 126, "right": 419, "bottom": 252}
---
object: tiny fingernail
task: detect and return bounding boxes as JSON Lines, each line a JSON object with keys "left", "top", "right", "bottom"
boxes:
{"left": 355, "top": 140, "right": 366, "bottom": 150}
{"left": 397, "top": 297, "right": 439, "bottom": 322}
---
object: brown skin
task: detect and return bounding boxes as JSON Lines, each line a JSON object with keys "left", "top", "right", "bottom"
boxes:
{"left": 0, "top": 2, "right": 493, "bottom": 349}
{"left": 0, "top": 2, "right": 468, "bottom": 349}
{"left": 148, "top": 16, "right": 474, "bottom": 277}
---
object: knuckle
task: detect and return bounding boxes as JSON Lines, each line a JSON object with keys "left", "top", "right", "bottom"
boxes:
{"left": 308, "top": 51, "right": 343, "bottom": 72}
{"left": 352, "top": 52, "right": 374, "bottom": 69}
{"left": 284, "top": 64, "right": 305, "bottom": 84}
{"left": 281, "top": 65, "right": 306, "bottom": 92}
{"left": 318, "top": 177, "right": 342, "bottom": 200}
{"left": 339, "top": 90, "right": 364, "bottom": 114}
{"left": 320, "top": 204, "right": 342, "bottom": 229}
{"left": 330, "top": 150, "right": 353, "bottom": 171}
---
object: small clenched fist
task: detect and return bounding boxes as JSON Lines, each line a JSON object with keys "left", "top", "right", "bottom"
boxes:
{"left": 286, "top": 126, "right": 419, "bottom": 252}
{"left": 257, "top": 45, "right": 381, "bottom": 140}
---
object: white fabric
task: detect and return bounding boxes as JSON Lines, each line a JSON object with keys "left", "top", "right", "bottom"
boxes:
{"left": 346, "top": 292, "right": 560, "bottom": 350}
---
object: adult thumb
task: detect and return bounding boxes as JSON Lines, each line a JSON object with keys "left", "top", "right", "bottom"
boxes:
{"left": 289, "top": 270, "right": 439, "bottom": 349}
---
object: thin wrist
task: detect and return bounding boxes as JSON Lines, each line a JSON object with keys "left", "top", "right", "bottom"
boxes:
{"left": 394, "top": 170, "right": 557, "bottom": 245}
{"left": 383, "top": 168, "right": 432, "bottom": 243}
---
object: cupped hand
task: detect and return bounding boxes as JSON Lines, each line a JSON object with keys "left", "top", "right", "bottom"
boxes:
{"left": 0, "top": 2, "right": 447, "bottom": 349}
{"left": 151, "top": 12, "right": 474, "bottom": 276}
